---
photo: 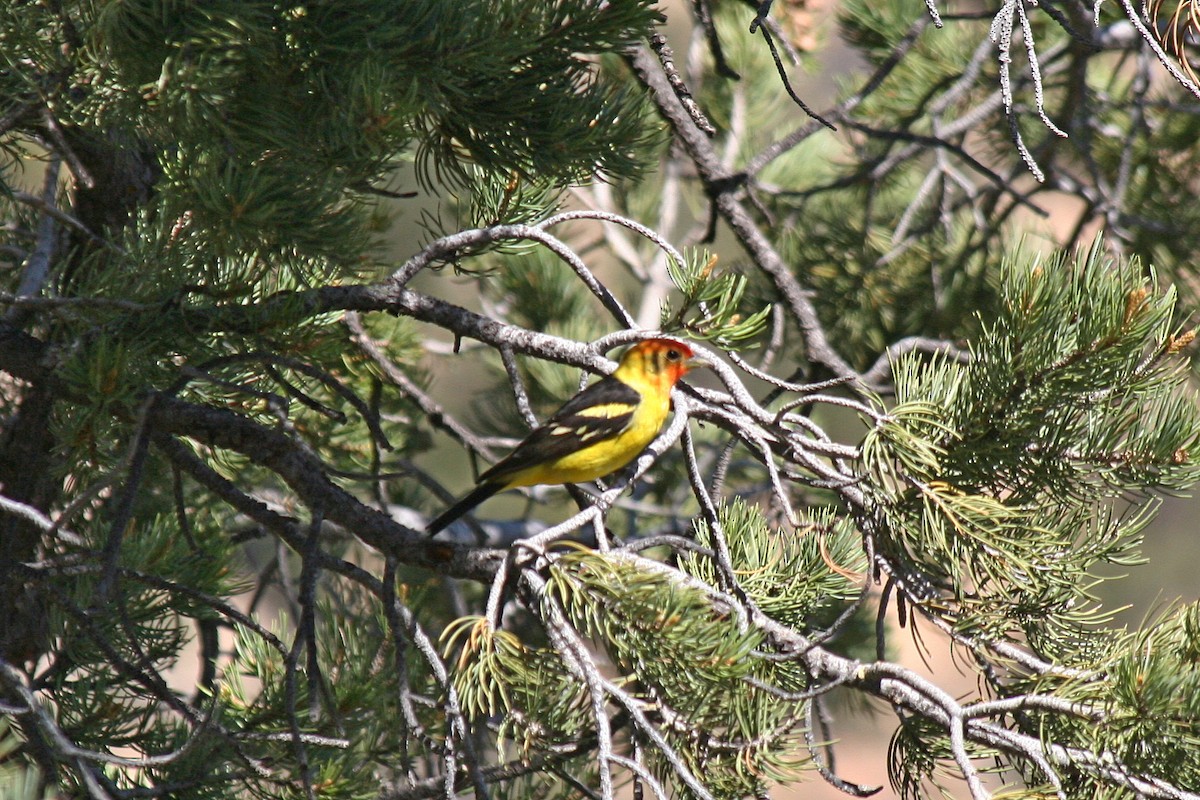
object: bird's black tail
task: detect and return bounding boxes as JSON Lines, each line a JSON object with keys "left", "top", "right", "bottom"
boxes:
{"left": 426, "top": 482, "right": 505, "bottom": 535}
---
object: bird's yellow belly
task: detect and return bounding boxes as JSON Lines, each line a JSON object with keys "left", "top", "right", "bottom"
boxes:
{"left": 507, "top": 409, "right": 666, "bottom": 487}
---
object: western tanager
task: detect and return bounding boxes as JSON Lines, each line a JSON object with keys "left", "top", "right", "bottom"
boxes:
{"left": 426, "top": 338, "right": 706, "bottom": 534}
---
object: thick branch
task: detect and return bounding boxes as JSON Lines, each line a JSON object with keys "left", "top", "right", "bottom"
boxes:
{"left": 146, "top": 396, "right": 502, "bottom": 582}
{"left": 627, "top": 44, "right": 859, "bottom": 381}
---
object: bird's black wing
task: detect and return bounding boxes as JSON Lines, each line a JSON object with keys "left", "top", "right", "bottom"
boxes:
{"left": 478, "top": 375, "right": 640, "bottom": 482}
{"left": 427, "top": 376, "right": 640, "bottom": 535}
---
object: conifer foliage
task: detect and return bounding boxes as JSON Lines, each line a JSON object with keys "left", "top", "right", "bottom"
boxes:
{"left": 2, "top": 1, "right": 1200, "bottom": 799}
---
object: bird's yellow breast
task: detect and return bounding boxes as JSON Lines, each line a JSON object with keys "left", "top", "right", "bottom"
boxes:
{"left": 505, "top": 391, "right": 671, "bottom": 487}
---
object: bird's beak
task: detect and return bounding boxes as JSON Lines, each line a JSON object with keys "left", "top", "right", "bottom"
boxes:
{"left": 684, "top": 353, "right": 712, "bottom": 372}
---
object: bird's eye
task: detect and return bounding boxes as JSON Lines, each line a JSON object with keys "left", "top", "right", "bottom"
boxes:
{"left": 665, "top": 348, "right": 682, "bottom": 362}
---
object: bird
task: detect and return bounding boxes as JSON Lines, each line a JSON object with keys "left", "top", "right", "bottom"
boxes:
{"left": 426, "top": 338, "right": 707, "bottom": 535}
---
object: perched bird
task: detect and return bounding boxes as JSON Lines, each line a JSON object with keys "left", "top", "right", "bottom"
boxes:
{"left": 426, "top": 338, "right": 706, "bottom": 535}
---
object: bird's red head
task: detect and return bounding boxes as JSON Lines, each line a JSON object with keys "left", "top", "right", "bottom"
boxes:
{"left": 614, "top": 338, "right": 708, "bottom": 388}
